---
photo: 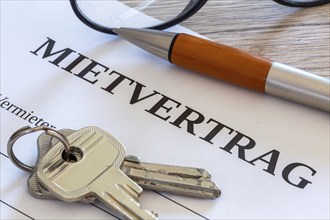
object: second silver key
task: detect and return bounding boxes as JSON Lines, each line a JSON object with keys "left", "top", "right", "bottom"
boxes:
{"left": 122, "top": 156, "right": 221, "bottom": 199}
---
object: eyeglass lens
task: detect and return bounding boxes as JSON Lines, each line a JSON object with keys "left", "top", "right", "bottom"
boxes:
{"left": 72, "top": 0, "right": 329, "bottom": 35}
{"left": 75, "top": 0, "right": 192, "bottom": 29}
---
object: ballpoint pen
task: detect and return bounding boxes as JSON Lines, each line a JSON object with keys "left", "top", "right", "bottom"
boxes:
{"left": 113, "top": 28, "right": 330, "bottom": 112}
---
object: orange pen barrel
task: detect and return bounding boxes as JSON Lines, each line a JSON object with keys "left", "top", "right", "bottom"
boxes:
{"left": 170, "top": 34, "right": 273, "bottom": 93}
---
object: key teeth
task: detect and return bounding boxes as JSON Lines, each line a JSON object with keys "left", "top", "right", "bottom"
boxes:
{"left": 151, "top": 211, "right": 159, "bottom": 218}
{"left": 125, "top": 155, "right": 140, "bottom": 163}
{"left": 100, "top": 188, "right": 157, "bottom": 220}
{"left": 215, "top": 189, "right": 221, "bottom": 199}
{"left": 199, "top": 168, "right": 212, "bottom": 179}
{"left": 122, "top": 160, "right": 221, "bottom": 199}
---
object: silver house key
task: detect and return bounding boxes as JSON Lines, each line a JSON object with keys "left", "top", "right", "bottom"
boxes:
{"left": 37, "top": 129, "right": 221, "bottom": 199}
{"left": 36, "top": 126, "right": 157, "bottom": 220}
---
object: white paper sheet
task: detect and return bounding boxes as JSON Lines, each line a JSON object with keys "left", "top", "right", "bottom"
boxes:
{"left": 1, "top": 1, "right": 329, "bottom": 219}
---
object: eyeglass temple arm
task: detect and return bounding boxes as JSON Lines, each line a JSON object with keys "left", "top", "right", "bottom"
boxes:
{"left": 273, "top": 0, "right": 330, "bottom": 7}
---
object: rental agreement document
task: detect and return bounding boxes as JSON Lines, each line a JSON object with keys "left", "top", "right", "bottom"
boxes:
{"left": 1, "top": 1, "right": 329, "bottom": 219}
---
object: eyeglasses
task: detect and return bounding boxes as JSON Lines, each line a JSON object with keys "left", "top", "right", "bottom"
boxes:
{"left": 70, "top": 0, "right": 330, "bottom": 35}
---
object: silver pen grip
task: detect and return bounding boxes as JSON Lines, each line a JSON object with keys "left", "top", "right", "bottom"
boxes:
{"left": 265, "top": 62, "right": 330, "bottom": 112}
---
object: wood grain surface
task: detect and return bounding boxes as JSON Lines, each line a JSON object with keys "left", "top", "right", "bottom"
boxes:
{"left": 161, "top": 0, "right": 329, "bottom": 79}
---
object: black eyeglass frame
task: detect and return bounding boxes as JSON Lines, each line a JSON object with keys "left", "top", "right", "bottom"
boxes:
{"left": 70, "top": 0, "right": 330, "bottom": 35}
{"left": 69, "top": 0, "right": 207, "bottom": 35}
{"left": 273, "top": 0, "right": 330, "bottom": 7}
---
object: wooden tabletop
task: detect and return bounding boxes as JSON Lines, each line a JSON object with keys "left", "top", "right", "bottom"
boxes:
{"left": 178, "top": 0, "right": 330, "bottom": 78}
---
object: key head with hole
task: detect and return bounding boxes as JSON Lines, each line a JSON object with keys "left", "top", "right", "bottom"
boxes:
{"left": 28, "top": 129, "right": 104, "bottom": 203}
{"left": 36, "top": 126, "right": 128, "bottom": 201}
{"left": 27, "top": 129, "right": 80, "bottom": 200}
{"left": 37, "top": 126, "right": 156, "bottom": 219}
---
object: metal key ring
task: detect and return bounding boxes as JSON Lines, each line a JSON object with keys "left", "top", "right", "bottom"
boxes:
{"left": 7, "top": 126, "right": 71, "bottom": 172}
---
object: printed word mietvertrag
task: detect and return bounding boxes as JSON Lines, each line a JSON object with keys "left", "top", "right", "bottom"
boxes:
{"left": 30, "top": 37, "right": 317, "bottom": 189}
